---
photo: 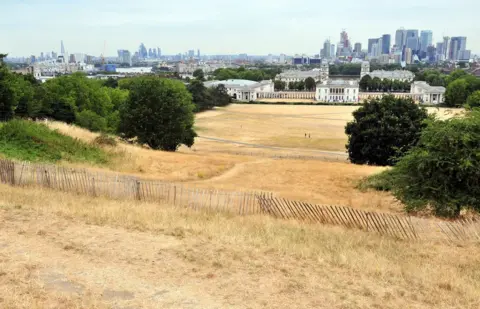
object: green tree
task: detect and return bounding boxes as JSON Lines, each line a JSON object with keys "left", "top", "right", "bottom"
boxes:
{"left": 296, "top": 80, "right": 305, "bottom": 91}
{"left": 187, "top": 79, "right": 212, "bottom": 112}
{"left": 274, "top": 80, "right": 286, "bottom": 91}
{"left": 445, "top": 79, "right": 468, "bottom": 107}
{"left": 0, "top": 59, "right": 15, "bottom": 121}
{"left": 75, "top": 110, "right": 107, "bottom": 132}
{"left": 445, "top": 69, "right": 467, "bottom": 85}
{"left": 119, "top": 77, "right": 196, "bottom": 151}
{"left": 288, "top": 82, "right": 295, "bottom": 90}
{"left": 193, "top": 69, "right": 205, "bottom": 81}
{"left": 466, "top": 90, "right": 480, "bottom": 109}
{"left": 371, "top": 77, "right": 381, "bottom": 91}
{"left": 345, "top": 95, "right": 428, "bottom": 166}
{"left": 103, "top": 77, "right": 118, "bottom": 88}
{"left": 389, "top": 111, "right": 480, "bottom": 217}
{"left": 208, "top": 84, "right": 231, "bottom": 107}
{"left": 359, "top": 75, "right": 372, "bottom": 91}
{"left": 304, "top": 77, "right": 316, "bottom": 91}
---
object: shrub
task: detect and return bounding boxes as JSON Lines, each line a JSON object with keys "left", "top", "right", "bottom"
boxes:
{"left": 93, "top": 134, "right": 117, "bottom": 147}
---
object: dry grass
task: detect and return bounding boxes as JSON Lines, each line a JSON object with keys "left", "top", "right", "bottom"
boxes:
{"left": 1, "top": 184, "right": 479, "bottom": 308}
{"left": 46, "top": 121, "right": 247, "bottom": 182}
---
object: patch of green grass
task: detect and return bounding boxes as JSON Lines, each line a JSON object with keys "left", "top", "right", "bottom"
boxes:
{"left": 357, "top": 169, "right": 395, "bottom": 192}
{"left": 0, "top": 119, "right": 109, "bottom": 164}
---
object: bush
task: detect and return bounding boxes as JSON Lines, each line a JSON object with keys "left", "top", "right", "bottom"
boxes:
{"left": 75, "top": 110, "right": 107, "bottom": 132}
{"left": 357, "top": 170, "right": 395, "bottom": 192}
{"left": 0, "top": 119, "right": 109, "bottom": 164}
{"left": 93, "top": 134, "right": 117, "bottom": 147}
{"left": 345, "top": 95, "right": 428, "bottom": 166}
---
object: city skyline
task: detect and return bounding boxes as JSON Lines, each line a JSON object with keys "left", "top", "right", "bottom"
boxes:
{"left": 1, "top": 0, "right": 479, "bottom": 57}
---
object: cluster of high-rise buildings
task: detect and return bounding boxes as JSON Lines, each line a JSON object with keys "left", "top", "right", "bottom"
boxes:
{"left": 320, "top": 29, "right": 471, "bottom": 65}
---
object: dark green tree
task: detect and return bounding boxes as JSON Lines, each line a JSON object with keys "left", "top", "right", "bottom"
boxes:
{"left": 304, "top": 77, "right": 316, "bottom": 91}
{"left": 208, "top": 84, "right": 231, "bottom": 107}
{"left": 345, "top": 95, "right": 428, "bottom": 166}
{"left": 466, "top": 90, "right": 480, "bottom": 109}
{"left": 103, "top": 77, "right": 118, "bottom": 88}
{"left": 119, "top": 77, "right": 196, "bottom": 151}
{"left": 274, "top": 80, "right": 286, "bottom": 91}
{"left": 0, "top": 58, "right": 15, "bottom": 121}
{"left": 296, "top": 80, "right": 305, "bottom": 91}
{"left": 359, "top": 75, "right": 372, "bottom": 91}
{"left": 187, "top": 79, "right": 212, "bottom": 112}
{"left": 389, "top": 111, "right": 480, "bottom": 217}
{"left": 192, "top": 69, "right": 205, "bottom": 81}
{"left": 445, "top": 79, "right": 468, "bottom": 107}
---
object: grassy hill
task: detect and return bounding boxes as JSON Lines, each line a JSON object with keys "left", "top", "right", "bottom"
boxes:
{"left": 0, "top": 119, "right": 110, "bottom": 164}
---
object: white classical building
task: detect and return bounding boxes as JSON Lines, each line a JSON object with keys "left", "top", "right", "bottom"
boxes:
{"left": 276, "top": 60, "right": 329, "bottom": 89}
{"left": 410, "top": 81, "right": 446, "bottom": 104}
{"left": 360, "top": 61, "right": 414, "bottom": 81}
{"left": 316, "top": 79, "right": 360, "bottom": 103}
{"left": 204, "top": 79, "right": 274, "bottom": 102}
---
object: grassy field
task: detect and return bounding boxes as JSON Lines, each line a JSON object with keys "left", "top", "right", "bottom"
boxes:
{"left": 1, "top": 184, "right": 479, "bottom": 309}
{"left": 1, "top": 104, "right": 472, "bottom": 308}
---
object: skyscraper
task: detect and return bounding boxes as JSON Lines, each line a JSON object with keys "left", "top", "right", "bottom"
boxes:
{"left": 60, "top": 40, "right": 65, "bottom": 55}
{"left": 157, "top": 47, "right": 161, "bottom": 57}
{"left": 405, "top": 48, "right": 412, "bottom": 64}
{"left": 450, "top": 37, "right": 467, "bottom": 60}
{"left": 322, "top": 39, "right": 331, "bottom": 58}
{"left": 139, "top": 43, "right": 147, "bottom": 59}
{"left": 330, "top": 44, "right": 335, "bottom": 59}
{"left": 395, "top": 28, "right": 406, "bottom": 50}
{"left": 420, "top": 30, "right": 433, "bottom": 52}
{"left": 443, "top": 37, "right": 451, "bottom": 60}
{"left": 368, "top": 38, "right": 379, "bottom": 54}
{"left": 354, "top": 42, "right": 362, "bottom": 53}
{"left": 381, "top": 34, "right": 391, "bottom": 54}
{"left": 405, "top": 30, "right": 419, "bottom": 52}
{"left": 197, "top": 49, "right": 200, "bottom": 58}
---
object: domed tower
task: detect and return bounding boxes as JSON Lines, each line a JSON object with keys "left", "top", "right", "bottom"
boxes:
{"left": 360, "top": 61, "right": 370, "bottom": 79}
{"left": 320, "top": 59, "right": 329, "bottom": 82}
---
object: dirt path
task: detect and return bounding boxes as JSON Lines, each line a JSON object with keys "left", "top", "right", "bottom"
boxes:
{"left": 193, "top": 158, "right": 273, "bottom": 183}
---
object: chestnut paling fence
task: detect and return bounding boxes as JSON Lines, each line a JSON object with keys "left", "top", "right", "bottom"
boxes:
{"left": 1, "top": 159, "right": 479, "bottom": 243}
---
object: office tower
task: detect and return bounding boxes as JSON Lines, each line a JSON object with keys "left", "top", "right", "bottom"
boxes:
{"left": 354, "top": 42, "right": 362, "bottom": 53}
{"left": 52, "top": 51, "right": 58, "bottom": 59}
{"left": 322, "top": 39, "right": 331, "bottom": 58}
{"left": 60, "top": 40, "right": 65, "bottom": 55}
{"left": 148, "top": 48, "right": 153, "bottom": 58}
{"left": 69, "top": 54, "right": 76, "bottom": 63}
{"left": 188, "top": 50, "right": 195, "bottom": 58}
{"left": 197, "top": 49, "right": 200, "bottom": 58}
{"left": 405, "top": 48, "right": 412, "bottom": 64}
{"left": 330, "top": 44, "right": 335, "bottom": 58}
{"left": 405, "top": 29, "right": 419, "bottom": 52}
{"left": 395, "top": 28, "right": 406, "bottom": 50}
{"left": 368, "top": 38, "right": 379, "bottom": 54}
{"left": 443, "top": 36, "right": 451, "bottom": 60}
{"left": 157, "top": 47, "right": 161, "bottom": 57}
{"left": 420, "top": 30, "right": 433, "bottom": 52}
{"left": 139, "top": 43, "right": 147, "bottom": 59}
{"left": 436, "top": 42, "right": 444, "bottom": 60}
{"left": 40, "top": 52, "right": 44, "bottom": 61}
{"left": 426, "top": 45, "right": 436, "bottom": 62}
{"left": 450, "top": 37, "right": 467, "bottom": 60}
{"left": 371, "top": 43, "right": 379, "bottom": 58}
{"left": 279, "top": 54, "right": 286, "bottom": 63}
{"left": 381, "top": 34, "right": 391, "bottom": 54}
{"left": 117, "top": 50, "right": 132, "bottom": 65}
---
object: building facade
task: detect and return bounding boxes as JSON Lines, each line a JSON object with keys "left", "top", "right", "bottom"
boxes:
{"left": 316, "top": 79, "right": 359, "bottom": 103}
{"left": 411, "top": 81, "right": 445, "bottom": 104}
{"left": 204, "top": 79, "right": 274, "bottom": 102}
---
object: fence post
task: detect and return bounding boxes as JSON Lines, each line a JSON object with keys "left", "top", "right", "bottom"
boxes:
{"left": 136, "top": 181, "right": 141, "bottom": 201}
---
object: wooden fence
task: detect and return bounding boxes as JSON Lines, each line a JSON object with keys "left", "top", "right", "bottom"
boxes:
{"left": 0, "top": 159, "right": 272, "bottom": 215}
{"left": 257, "top": 196, "right": 480, "bottom": 242}
{"left": 1, "top": 159, "right": 479, "bottom": 243}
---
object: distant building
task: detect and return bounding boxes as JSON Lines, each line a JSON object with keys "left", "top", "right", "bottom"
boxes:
{"left": 420, "top": 30, "right": 433, "bottom": 53}
{"left": 411, "top": 81, "right": 445, "bottom": 104}
{"left": 354, "top": 42, "right": 362, "bottom": 53}
{"left": 204, "top": 79, "right": 274, "bottom": 102}
{"left": 368, "top": 38, "right": 379, "bottom": 55}
{"left": 322, "top": 39, "right": 331, "bottom": 59}
{"left": 395, "top": 28, "right": 406, "bottom": 51}
{"left": 316, "top": 79, "right": 359, "bottom": 103}
{"left": 279, "top": 54, "right": 286, "bottom": 64}
{"left": 405, "top": 48, "right": 413, "bottom": 64}
{"left": 449, "top": 37, "right": 467, "bottom": 60}
{"left": 381, "top": 34, "right": 391, "bottom": 54}
{"left": 117, "top": 50, "right": 132, "bottom": 66}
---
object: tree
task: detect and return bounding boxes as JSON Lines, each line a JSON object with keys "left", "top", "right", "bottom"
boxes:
{"left": 75, "top": 110, "right": 107, "bottom": 132}
{"left": 370, "top": 77, "right": 381, "bottom": 91}
{"left": 345, "top": 95, "right": 428, "bottom": 166}
{"left": 296, "top": 80, "right": 305, "bottom": 91}
{"left": 288, "top": 82, "right": 295, "bottom": 90}
{"left": 305, "top": 77, "right": 316, "bottom": 91}
{"left": 192, "top": 69, "right": 205, "bottom": 81}
{"left": 208, "top": 84, "right": 231, "bottom": 107}
{"left": 274, "top": 80, "right": 286, "bottom": 91}
{"left": 187, "top": 79, "right": 212, "bottom": 112}
{"left": 0, "top": 61, "right": 15, "bottom": 121}
{"left": 119, "top": 77, "right": 196, "bottom": 151}
{"left": 466, "top": 90, "right": 480, "bottom": 109}
{"left": 359, "top": 75, "right": 372, "bottom": 91}
{"left": 389, "top": 111, "right": 480, "bottom": 217}
{"left": 445, "top": 79, "right": 468, "bottom": 107}
{"left": 103, "top": 77, "right": 118, "bottom": 88}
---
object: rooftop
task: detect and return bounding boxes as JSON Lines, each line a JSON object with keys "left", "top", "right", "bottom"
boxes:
{"left": 318, "top": 78, "right": 359, "bottom": 87}
{"left": 412, "top": 81, "right": 446, "bottom": 93}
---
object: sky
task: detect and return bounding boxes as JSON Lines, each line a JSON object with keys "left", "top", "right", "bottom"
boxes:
{"left": 1, "top": 0, "right": 479, "bottom": 57}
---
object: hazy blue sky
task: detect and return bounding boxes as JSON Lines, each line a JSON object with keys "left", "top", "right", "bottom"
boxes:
{"left": 1, "top": 0, "right": 478, "bottom": 57}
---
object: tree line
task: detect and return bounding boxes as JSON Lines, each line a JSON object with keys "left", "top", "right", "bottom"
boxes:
{"left": 0, "top": 54, "right": 232, "bottom": 151}
{"left": 274, "top": 77, "right": 316, "bottom": 91}
{"left": 359, "top": 75, "right": 411, "bottom": 92}
{"left": 212, "top": 67, "right": 281, "bottom": 82}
